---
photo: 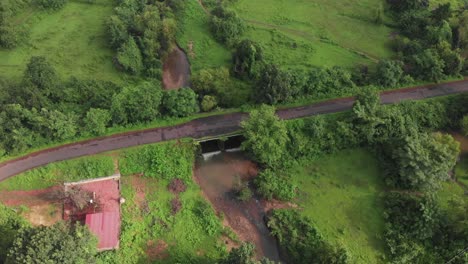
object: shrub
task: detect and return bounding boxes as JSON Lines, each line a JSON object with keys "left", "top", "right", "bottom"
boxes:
{"left": 119, "top": 142, "right": 194, "bottom": 180}
{"left": 201, "top": 95, "right": 218, "bottom": 112}
{"left": 267, "top": 209, "right": 349, "bottom": 264}
{"left": 162, "top": 88, "right": 199, "bottom": 117}
{"left": 255, "top": 169, "right": 296, "bottom": 201}
{"left": 210, "top": 6, "right": 245, "bottom": 45}
{"left": 116, "top": 37, "right": 143, "bottom": 75}
{"left": 37, "top": 0, "right": 67, "bottom": 10}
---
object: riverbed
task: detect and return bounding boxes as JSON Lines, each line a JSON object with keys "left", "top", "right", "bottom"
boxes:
{"left": 194, "top": 152, "right": 281, "bottom": 262}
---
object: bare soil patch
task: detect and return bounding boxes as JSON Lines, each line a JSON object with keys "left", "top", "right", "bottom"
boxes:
{"left": 452, "top": 132, "right": 468, "bottom": 153}
{"left": 146, "top": 240, "right": 169, "bottom": 261}
{"left": 0, "top": 186, "right": 62, "bottom": 226}
{"left": 162, "top": 46, "right": 190, "bottom": 90}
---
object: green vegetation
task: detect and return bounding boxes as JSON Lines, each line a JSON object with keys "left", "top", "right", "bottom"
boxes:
{"left": 176, "top": 0, "right": 231, "bottom": 70}
{"left": 268, "top": 209, "right": 348, "bottom": 264}
{"left": 0, "top": 204, "right": 28, "bottom": 263}
{"left": 0, "top": 0, "right": 122, "bottom": 83}
{"left": 97, "top": 142, "right": 227, "bottom": 263}
{"left": 0, "top": 155, "right": 115, "bottom": 191}
{"left": 230, "top": 0, "right": 394, "bottom": 69}
{"left": 119, "top": 142, "right": 194, "bottom": 180}
{"left": 291, "top": 149, "right": 385, "bottom": 263}
{"left": 6, "top": 221, "right": 97, "bottom": 264}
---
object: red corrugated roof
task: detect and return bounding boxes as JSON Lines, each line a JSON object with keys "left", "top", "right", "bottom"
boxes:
{"left": 85, "top": 212, "right": 120, "bottom": 250}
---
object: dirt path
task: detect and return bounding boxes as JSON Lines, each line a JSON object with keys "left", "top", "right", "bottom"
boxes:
{"left": 0, "top": 79, "right": 467, "bottom": 180}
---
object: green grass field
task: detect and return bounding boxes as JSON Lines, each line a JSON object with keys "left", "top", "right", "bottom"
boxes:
{"left": 176, "top": 0, "right": 232, "bottom": 71}
{"left": 290, "top": 149, "right": 386, "bottom": 263}
{"left": 230, "top": 0, "right": 394, "bottom": 69}
{"left": 0, "top": 0, "right": 124, "bottom": 83}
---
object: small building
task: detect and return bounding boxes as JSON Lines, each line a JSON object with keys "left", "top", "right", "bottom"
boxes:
{"left": 85, "top": 212, "right": 120, "bottom": 250}
{"left": 63, "top": 174, "right": 121, "bottom": 251}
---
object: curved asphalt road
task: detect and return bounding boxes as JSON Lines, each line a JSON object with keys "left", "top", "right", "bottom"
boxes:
{"left": 0, "top": 79, "right": 467, "bottom": 180}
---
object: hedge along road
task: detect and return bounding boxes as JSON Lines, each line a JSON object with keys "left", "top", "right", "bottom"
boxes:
{"left": 1, "top": 79, "right": 468, "bottom": 180}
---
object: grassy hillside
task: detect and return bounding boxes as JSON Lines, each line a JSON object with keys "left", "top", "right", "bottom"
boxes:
{"left": 0, "top": 0, "right": 123, "bottom": 83}
{"left": 176, "top": 0, "right": 232, "bottom": 71}
{"left": 230, "top": 0, "right": 394, "bottom": 69}
{"left": 291, "top": 149, "right": 386, "bottom": 263}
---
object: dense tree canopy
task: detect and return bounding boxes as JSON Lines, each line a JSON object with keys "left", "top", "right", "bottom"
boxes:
{"left": 6, "top": 222, "right": 97, "bottom": 264}
{"left": 232, "top": 40, "right": 263, "bottom": 78}
{"left": 241, "top": 105, "right": 288, "bottom": 167}
{"left": 255, "top": 64, "right": 292, "bottom": 104}
{"left": 111, "top": 82, "right": 163, "bottom": 124}
{"left": 0, "top": 204, "right": 28, "bottom": 263}
{"left": 162, "top": 88, "right": 199, "bottom": 117}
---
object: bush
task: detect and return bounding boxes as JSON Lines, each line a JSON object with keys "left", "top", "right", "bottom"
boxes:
{"left": 119, "top": 142, "right": 194, "bottom": 180}
{"left": 267, "top": 209, "right": 348, "bottom": 264}
{"left": 37, "top": 0, "right": 67, "bottom": 10}
{"left": 201, "top": 95, "right": 218, "bottom": 112}
{"left": 210, "top": 6, "right": 245, "bottom": 45}
{"left": 111, "top": 82, "right": 163, "bottom": 125}
{"left": 116, "top": 37, "right": 143, "bottom": 75}
{"left": 162, "top": 88, "right": 199, "bottom": 117}
{"left": 255, "top": 169, "right": 296, "bottom": 201}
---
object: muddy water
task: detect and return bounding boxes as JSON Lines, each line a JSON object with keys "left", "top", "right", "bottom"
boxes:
{"left": 194, "top": 152, "right": 281, "bottom": 262}
{"left": 162, "top": 46, "right": 190, "bottom": 90}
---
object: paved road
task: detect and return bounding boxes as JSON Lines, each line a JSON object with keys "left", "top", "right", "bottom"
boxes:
{"left": 0, "top": 80, "right": 467, "bottom": 180}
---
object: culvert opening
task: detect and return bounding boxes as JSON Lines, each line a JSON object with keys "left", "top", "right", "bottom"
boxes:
{"left": 199, "top": 135, "right": 245, "bottom": 160}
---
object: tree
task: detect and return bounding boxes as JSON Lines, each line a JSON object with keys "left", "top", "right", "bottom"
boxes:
{"left": 83, "top": 108, "right": 111, "bottom": 136}
{"left": 391, "top": 132, "right": 459, "bottom": 190}
{"left": 6, "top": 222, "right": 97, "bottom": 264}
{"left": 431, "top": 3, "right": 452, "bottom": 22}
{"left": 116, "top": 37, "right": 143, "bottom": 75}
{"left": 373, "top": 60, "right": 406, "bottom": 88}
{"left": 107, "top": 15, "right": 128, "bottom": 49}
{"left": 436, "top": 41, "right": 464, "bottom": 76}
{"left": 255, "top": 64, "right": 292, "bottom": 104}
{"left": 232, "top": 39, "right": 263, "bottom": 78}
{"left": 41, "top": 109, "right": 78, "bottom": 141}
{"left": 210, "top": 6, "right": 245, "bottom": 45}
{"left": 191, "top": 67, "right": 230, "bottom": 96}
{"left": 162, "top": 88, "right": 199, "bottom": 117}
{"left": 111, "top": 82, "right": 163, "bottom": 124}
{"left": 0, "top": 204, "right": 28, "bottom": 263}
{"left": 201, "top": 95, "right": 217, "bottom": 112}
{"left": 23, "top": 56, "right": 58, "bottom": 92}
{"left": 241, "top": 105, "right": 288, "bottom": 167}
{"left": 409, "top": 49, "right": 445, "bottom": 82}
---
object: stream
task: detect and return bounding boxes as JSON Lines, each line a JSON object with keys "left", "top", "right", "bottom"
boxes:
{"left": 194, "top": 152, "right": 281, "bottom": 262}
